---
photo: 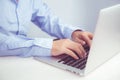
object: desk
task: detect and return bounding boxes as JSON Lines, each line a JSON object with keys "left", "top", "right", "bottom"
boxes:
{"left": 0, "top": 53, "right": 120, "bottom": 80}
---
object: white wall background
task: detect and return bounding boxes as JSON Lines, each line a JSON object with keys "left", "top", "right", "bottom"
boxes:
{"left": 28, "top": 0, "right": 120, "bottom": 38}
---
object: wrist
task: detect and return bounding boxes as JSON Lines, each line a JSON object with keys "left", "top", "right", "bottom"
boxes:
{"left": 71, "top": 30, "right": 82, "bottom": 40}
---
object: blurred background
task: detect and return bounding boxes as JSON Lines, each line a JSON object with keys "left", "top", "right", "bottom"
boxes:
{"left": 28, "top": 0, "right": 120, "bottom": 38}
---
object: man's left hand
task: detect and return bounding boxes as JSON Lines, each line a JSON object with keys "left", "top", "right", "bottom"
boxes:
{"left": 72, "top": 30, "right": 93, "bottom": 47}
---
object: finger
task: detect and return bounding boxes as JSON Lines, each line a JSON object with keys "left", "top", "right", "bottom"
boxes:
{"left": 65, "top": 49, "right": 79, "bottom": 59}
{"left": 74, "top": 44, "right": 86, "bottom": 58}
{"left": 74, "top": 37, "right": 86, "bottom": 45}
{"left": 69, "top": 42, "right": 86, "bottom": 58}
{"left": 88, "top": 32, "right": 93, "bottom": 40}
{"left": 82, "top": 35, "right": 92, "bottom": 47}
{"left": 78, "top": 32, "right": 93, "bottom": 46}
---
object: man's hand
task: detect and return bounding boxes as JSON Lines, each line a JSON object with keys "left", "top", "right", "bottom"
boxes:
{"left": 51, "top": 39, "right": 86, "bottom": 59}
{"left": 72, "top": 30, "right": 93, "bottom": 47}
{"left": 51, "top": 30, "right": 93, "bottom": 59}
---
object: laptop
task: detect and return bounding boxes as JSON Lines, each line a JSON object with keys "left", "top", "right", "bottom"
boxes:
{"left": 34, "top": 4, "right": 120, "bottom": 76}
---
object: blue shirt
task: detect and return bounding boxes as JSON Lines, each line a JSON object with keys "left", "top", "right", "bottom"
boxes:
{"left": 0, "top": 0, "right": 80, "bottom": 57}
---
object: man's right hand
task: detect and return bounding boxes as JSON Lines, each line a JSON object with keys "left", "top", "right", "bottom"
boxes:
{"left": 51, "top": 39, "right": 86, "bottom": 59}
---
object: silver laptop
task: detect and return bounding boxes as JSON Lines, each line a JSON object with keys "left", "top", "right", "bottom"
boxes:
{"left": 34, "top": 4, "right": 120, "bottom": 76}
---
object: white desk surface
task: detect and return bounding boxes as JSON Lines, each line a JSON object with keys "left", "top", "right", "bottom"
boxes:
{"left": 0, "top": 53, "right": 120, "bottom": 80}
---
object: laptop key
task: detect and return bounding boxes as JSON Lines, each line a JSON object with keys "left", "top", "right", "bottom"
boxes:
{"left": 58, "top": 54, "right": 69, "bottom": 63}
{"left": 63, "top": 57, "right": 73, "bottom": 64}
{"left": 65, "top": 59, "right": 76, "bottom": 65}
{"left": 70, "top": 58, "right": 86, "bottom": 67}
{"left": 75, "top": 60, "right": 87, "bottom": 69}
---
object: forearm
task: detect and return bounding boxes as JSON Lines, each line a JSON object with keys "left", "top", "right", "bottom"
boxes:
{"left": 0, "top": 33, "right": 53, "bottom": 57}
{"left": 31, "top": 1, "right": 82, "bottom": 39}
{"left": 0, "top": 45, "right": 51, "bottom": 57}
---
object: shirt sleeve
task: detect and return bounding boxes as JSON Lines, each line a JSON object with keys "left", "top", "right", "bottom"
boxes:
{"left": 31, "top": 0, "right": 81, "bottom": 39}
{"left": 0, "top": 28, "right": 53, "bottom": 57}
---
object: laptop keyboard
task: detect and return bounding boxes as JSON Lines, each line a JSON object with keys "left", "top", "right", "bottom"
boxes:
{"left": 57, "top": 45, "right": 90, "bottom": 70}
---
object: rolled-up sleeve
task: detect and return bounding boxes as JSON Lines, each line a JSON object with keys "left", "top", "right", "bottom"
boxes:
{"left": 31, "top": 0, "right": 81, "bottom": 39}
{"left": 0, "top": 0, "right": 81, "bottom": 57}
{"left": 0, "top": 30, "right": 53, "bottom": 57}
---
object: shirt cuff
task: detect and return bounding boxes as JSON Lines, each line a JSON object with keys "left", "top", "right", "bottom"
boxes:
{"left": 28, "top": 46, "right": 52, "bottom": 57}
{"left": 32, "top": 38, "right": 53, "bottom": 56}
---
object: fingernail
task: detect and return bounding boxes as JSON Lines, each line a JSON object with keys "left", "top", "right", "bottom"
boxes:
{"left": 76, "top": 57, "right": 79, "bottom": 60}
{"left": 83, "top": 53, "right": 87, "bottom": 58}
{"left": 81, "top": 55, "right": 84, "bottom": 58}
{"left": 82, "top": 41, "right": 86, "bottom": 45}
{"left": 85, "top": 52, "right": 87, "bottom": 56}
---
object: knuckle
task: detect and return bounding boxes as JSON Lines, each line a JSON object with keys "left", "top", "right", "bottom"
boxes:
{"left": 64, "top": 39, "right": 70, "bottom": 43}
{"left": 77, "top": 43, "right": 82, "bottom": 48}
{"left": 66, "top": 39, "right": 71, "bottom": 42}
{"left": 81, "top": 33, "right": 85, "bottom": 37}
